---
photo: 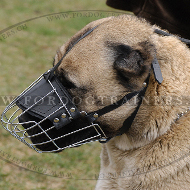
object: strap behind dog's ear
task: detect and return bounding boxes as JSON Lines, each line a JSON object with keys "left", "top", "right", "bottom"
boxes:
{"left": 154, "top": 29, "right": 190, "bottom": 44}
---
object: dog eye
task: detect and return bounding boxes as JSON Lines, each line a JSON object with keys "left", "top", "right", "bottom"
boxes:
{"left": 55, "top": 71, "right": 76, "bottom": 89}
{"left": 61, "top": 76, "right": 76, "bottom": 89}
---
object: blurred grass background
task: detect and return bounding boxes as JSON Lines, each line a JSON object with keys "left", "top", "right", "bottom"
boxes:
{"left": 0, "top": 1, "right": 126, "bottom": 190}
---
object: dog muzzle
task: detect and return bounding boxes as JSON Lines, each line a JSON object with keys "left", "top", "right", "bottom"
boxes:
{"left": 1, "top": 69, "right": 110, "bottom": 153}
{"left": 2, "top": 26, "right": 178, "bottom": 153}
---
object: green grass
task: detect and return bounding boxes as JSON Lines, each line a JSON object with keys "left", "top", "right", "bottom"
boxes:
{"left": 0, "top": 1, "right": 127, "bottom": 189}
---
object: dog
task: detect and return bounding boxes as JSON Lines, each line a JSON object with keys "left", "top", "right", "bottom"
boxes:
{"left": 18, "top": 15, "right": 190, "bottom": 189}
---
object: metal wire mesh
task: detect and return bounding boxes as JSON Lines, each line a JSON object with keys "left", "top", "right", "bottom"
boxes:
{"left": 1, "top": 75, "right": 106, "bottom": 153}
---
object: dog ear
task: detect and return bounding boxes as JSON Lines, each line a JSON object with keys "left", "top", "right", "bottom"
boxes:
{"left": 113, "top": 44, "right": 146, "bottom": 78}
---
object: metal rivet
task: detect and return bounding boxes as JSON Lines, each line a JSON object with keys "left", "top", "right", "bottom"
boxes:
{"left": 80, "top": 111, "right": 87, "bottom": 116}
{"left": 143, "top": 82, "right": 147, "bottom": 87}
{"left": 61, "top": 113, "right": 67, "bottom": 118}
{"left": 54, "top": 118, "right": 59, "bottom": 123}
{"left": 70, "top": 108, "right": 75, "bottom": 112}
{"left": 93, "top": 113, "right": 98, "bottom": 118}
{"left": 100, "top": 138, "right": 107, "bottom": 141}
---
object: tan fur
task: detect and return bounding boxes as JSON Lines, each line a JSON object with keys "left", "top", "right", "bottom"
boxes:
{"left": 55, "top": 15, "right": 190, "bottom": 189}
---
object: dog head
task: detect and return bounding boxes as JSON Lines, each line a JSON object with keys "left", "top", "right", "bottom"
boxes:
{"left": 17, "top": 15, "right": 156, "bottom": 151}
{"left": 14, "top": 15, "right": 190, "bottom": 152}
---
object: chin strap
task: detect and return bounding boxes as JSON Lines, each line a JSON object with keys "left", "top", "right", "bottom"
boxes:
{"left": 98, "top": 74, "right": 150, "bottom": 143}
{"left": 117, "top": 75, "right": 150, "bottom": 136}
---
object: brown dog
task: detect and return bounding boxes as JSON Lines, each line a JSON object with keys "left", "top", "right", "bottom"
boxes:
{"left": 15, "top": 15, "right": 190, "bottom": 189}
{"left": 54, "top": 15, "right": 190, "bottom": 189}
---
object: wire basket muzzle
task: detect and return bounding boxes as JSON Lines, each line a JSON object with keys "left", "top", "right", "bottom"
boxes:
{"left": 1, "top": 74, "right": 104, "bottom": 153}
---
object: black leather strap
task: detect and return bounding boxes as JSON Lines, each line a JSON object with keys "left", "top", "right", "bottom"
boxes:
{"left": 87, "top": 90, "right": 140, "bottom": 123}
{"left": 99, "top": 75, "right": 150, "bottom": 143}
{"left": 118, "top": 75, "right": 150, "bottom": 134}
{"left": 154, "top": 29, "right": 190, "bottom": 44}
